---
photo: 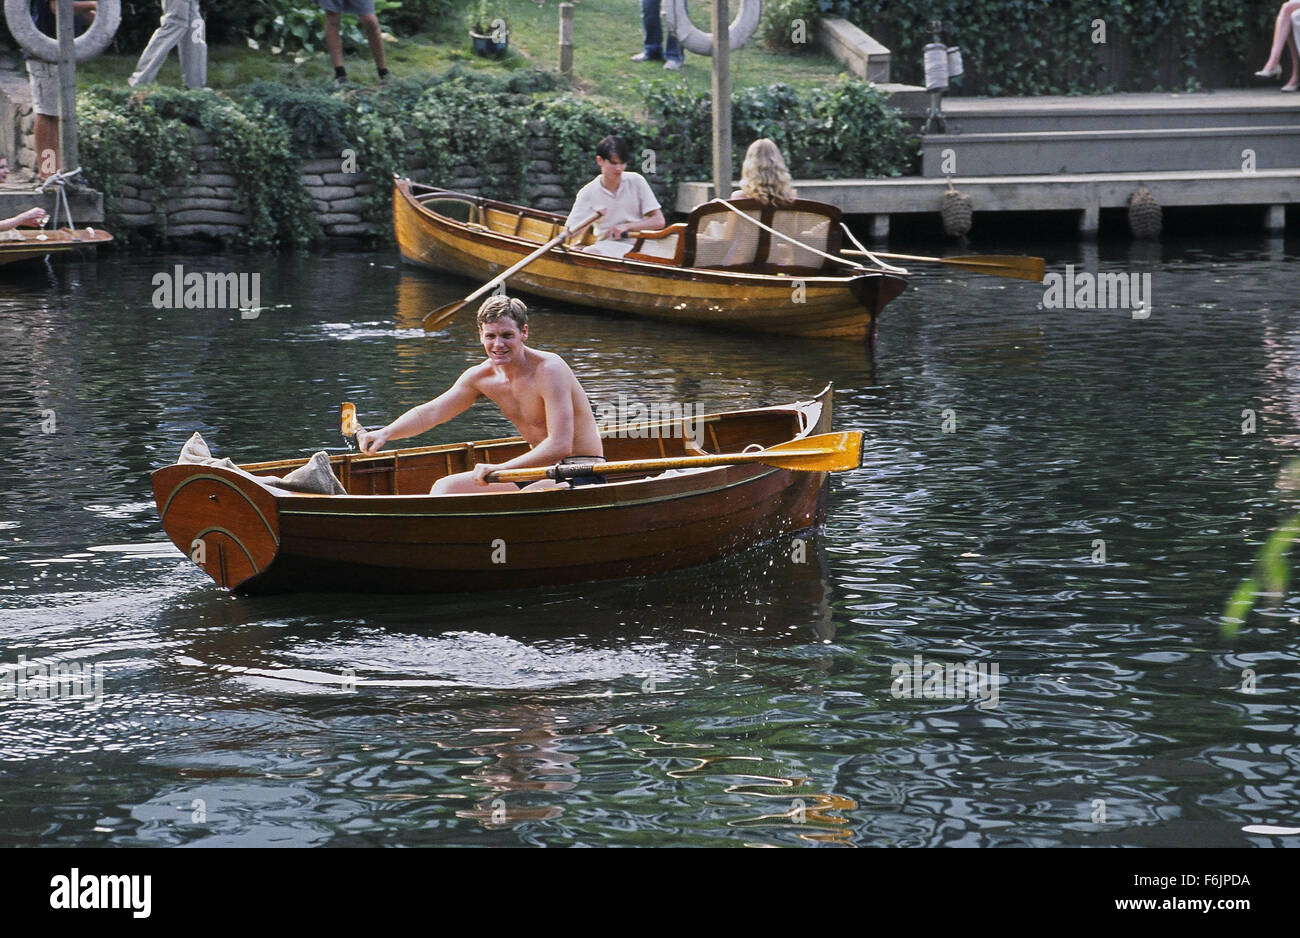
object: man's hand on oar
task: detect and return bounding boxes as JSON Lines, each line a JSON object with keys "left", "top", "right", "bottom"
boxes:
{"left": 485, "top": 431, "right": 864, "bottom": 484}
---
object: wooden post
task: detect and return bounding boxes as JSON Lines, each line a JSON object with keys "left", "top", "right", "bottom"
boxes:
{"left": 711, "top": 0, "right": 731, "bottom": 201}
{"left": 55, "top": 0, "right": 78, "bottom": 173}
{"left": 558, "top": 3, "right": 574, "bottom": 76}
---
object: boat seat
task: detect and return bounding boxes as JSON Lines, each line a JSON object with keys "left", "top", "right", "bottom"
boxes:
{"left": 627, "top": 198, "right": 844, "bottom": 273}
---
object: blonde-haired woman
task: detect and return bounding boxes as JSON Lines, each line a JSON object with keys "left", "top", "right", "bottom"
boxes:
{"left": 732, "top": 138, "right": 798, "bottom": 205}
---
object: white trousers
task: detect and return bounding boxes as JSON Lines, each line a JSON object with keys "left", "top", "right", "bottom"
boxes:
{"left": 129, "top": 0, "right": 207, "bottom": 90}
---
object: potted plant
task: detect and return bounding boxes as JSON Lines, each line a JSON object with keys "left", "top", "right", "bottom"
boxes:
{"left": 467, "top": 0, "right": 510, "bottom": 58}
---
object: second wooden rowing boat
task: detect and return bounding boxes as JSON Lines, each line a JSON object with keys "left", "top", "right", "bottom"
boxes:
{"left": 393, "top": 178, "right": 907, "bottom": 341}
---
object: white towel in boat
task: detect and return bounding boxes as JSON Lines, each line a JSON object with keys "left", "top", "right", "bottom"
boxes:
{"left": 177, "top": 432, "right": 345, "bottom": 495}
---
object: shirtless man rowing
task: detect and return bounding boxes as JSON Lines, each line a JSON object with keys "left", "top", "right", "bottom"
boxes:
{"left": 358, "top": 295, "right": 606, "bottom": 494}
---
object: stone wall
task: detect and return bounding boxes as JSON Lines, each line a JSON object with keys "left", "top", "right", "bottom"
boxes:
{"left": 99, "top": 120, "right": 671, "bottom": 240}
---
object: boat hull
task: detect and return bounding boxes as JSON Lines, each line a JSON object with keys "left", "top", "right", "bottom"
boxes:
{"left": 393, "top": 180, "right": 906, "bottom": 340}
{"left": 0, "top": 228, "right": 113, "bottom": 266}
{"left": 152, "top": 389, "right": 840, "bottom": 595}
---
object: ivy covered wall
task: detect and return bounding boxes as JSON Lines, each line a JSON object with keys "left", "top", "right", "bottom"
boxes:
{"left": 69, "top": 69, "right": 917, "bottom": 248}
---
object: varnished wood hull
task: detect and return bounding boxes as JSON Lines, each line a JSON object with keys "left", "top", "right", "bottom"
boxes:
{"left": 152, "top": 388, "right": 842, "bottom": 595}
{"left": 393, "top": 179, "right": 906, "bottom": 340}
{"left": 0, "top": 227, "right": 112, "bottom": 266}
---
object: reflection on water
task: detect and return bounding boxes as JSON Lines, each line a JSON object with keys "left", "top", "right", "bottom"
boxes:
{"left": 3, "top": 239, "right": 1300, "bottom": 846}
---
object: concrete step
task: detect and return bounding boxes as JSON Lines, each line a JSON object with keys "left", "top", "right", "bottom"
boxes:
{"left": 940, "top": 90, "right": 1300, "bottom": 134}
{"left": 921, "top": 125, "right": 1300, "bottom": 176}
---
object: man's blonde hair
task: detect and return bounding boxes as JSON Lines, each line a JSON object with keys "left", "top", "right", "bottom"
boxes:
{"left": 477, "top": 294, "right": 529, "bottom": 329}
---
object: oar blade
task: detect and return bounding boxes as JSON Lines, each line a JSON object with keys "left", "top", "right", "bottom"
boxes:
{"left": 341, "top": 402, "right": 362, "bottom": 438}
{"left": 764, "top": 432, "right": 863, "bottom": 472}
{"left": 423, "top": 299, "right": 467, "bottom": 331}
{"left": 946, "top": 255, "right": 1045, "bottom": 282}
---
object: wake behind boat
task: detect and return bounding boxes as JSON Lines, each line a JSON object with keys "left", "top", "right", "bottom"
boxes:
{"left": 393, "top": 178, "right": 907, "bottom": 341}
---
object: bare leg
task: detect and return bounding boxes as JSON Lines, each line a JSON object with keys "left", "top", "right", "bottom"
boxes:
{"left": 1286, "top": 29, "right": 1300, "bottom": 88}
{"left": 1263, "top": 1, "right": 1300, "bottom": 70}
{"left": 325, "top": 11, "right": 343, "bottom": 69}
{"left": 34, "top": 115, "right": 59, "bottom": 178}
{"left": 360, "top": 14, "right": 388, "bottom": 72}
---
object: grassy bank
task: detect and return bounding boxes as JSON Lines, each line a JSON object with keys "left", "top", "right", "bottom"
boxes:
{"left": 73, "top": 0, "right": 848, "bottom": 112}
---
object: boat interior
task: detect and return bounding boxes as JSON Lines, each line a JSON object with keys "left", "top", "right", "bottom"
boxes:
{"left": 408, "top": 186, "right": 847, "bottom": 277}
{"left": 240, "top": 406, "right": 811, "bottom": 497}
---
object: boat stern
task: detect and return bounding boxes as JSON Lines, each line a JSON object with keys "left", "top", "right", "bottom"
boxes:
{"left": 152, "top": 464, "right": 282, "bottom": 590}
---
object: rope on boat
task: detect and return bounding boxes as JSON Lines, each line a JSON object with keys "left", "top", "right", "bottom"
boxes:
{"left": 838, "top": 223, "right": 909, "bottom": 276}
{"left": 708, "top": 199, "right": 900, "bottom": 276}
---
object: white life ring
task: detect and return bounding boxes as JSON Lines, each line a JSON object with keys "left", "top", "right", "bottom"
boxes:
{"left": 664, "top": 0, "right": 761, "bottom": 57}
{"left": 4, "top": 0, "right": 121, "bottom": 63}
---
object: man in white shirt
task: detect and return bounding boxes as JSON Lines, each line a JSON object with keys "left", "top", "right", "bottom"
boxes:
{"left": 564, "top": 136, "right": 666, "bottom": 257}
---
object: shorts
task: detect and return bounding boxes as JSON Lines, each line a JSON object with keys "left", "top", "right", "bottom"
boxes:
{"left": 514, "top": 456, "right": 608, "bottom": 489}
{"left": 319, "top": 0, "right": 375, "bottom": 15}
{"left": 26, "top": 60, "right": 59, "bottom": 117}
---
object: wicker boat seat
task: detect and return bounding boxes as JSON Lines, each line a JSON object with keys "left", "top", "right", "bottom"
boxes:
{"left": 626, "top": 197, "right": 843, "bottom": 275}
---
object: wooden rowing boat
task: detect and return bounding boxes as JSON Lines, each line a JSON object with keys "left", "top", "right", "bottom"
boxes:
{"left": 152, "top": 386, "right": 844, "bottom": 594}
{"left": 393, "top": 178, "right": 907, "bottom": 341}
{"left": 0, "top": 227, "right": 113, "bottom": 266}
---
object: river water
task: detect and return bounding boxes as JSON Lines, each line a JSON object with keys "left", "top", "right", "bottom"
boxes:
{"left": 1, "top": 236, "right": 1298, "bottom": 848}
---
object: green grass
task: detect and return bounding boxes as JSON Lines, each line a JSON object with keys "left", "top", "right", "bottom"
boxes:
{"left": 74, "top": 0, "right": 849, "bottom": 114}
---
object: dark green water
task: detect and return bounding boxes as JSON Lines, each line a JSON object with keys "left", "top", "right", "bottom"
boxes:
{"left": 2, "top": 238, "right": 1298, "bottom": 847}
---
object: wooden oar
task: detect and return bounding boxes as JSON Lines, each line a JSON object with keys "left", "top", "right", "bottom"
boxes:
{"left": 422, "top": 210, "right": 603, "bottom": 331}
{"left": 843, "top": 250, "right": 1045, "bottom": 282}
{"left": 487, "top": 431, "right": 863, "bottom": 484}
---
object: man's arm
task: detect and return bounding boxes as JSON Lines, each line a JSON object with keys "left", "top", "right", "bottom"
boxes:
{"left": 607, "top": 208, "right": 665, "bottom": 240}
{"left": 358, "top": 368, "right": 482, "bottom": 454}
{"left": 470, "top": 361, "right": 576, "bottom": 483}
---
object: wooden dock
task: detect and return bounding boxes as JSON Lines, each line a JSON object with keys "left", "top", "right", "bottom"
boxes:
{"left": 677, "top": 90, "right": 1300, "bottom": 238}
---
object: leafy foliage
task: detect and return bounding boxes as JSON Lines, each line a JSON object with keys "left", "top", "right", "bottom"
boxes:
{"left": 540, "top": 94, "right": 642, "bottom": 194}
{"left": 78, "top": 68, "right": 914, "bottom": 249}
{"left": 760, "top": 0, "right": 822, "bottom": 54}
{"left": 644, "top": 77, "right": 917, "bottom": 189}
{"left": 246, "top": 0, "right": 403, "bottom": 54}
{"left": 821, "top": 0, "right": 1274, "bottom": 95}
{"left": 79, "top": 86, "right": 320, "bottom": 248}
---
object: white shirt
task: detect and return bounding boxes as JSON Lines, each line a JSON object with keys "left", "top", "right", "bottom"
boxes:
{"left": 566, "top": 171, "right": 662, "bottom": 242}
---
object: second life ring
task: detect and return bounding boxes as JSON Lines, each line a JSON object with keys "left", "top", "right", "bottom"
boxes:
{"left": 4, "top": 0, "right": 121, "bottom": 63}
{"left": 664, "top": 0, "right": 762, "bottom": 57}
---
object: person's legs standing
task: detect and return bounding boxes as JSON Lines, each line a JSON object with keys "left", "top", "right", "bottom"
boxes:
{"left": 637, "top": 0, "right": 664, "bottom": 59}
{"left": 129, "top": 0, "right": 189, "bottom": 88}
{"left": 358, "top": 13, "right": 388, "bottom": 76}
{"left": 176, "top": 0, "right": 207, "bottom": 89}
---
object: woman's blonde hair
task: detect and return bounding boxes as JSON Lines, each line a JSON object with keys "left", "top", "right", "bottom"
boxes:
{"left": 738, "top": 138, "right": 797, "bottom": 206}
